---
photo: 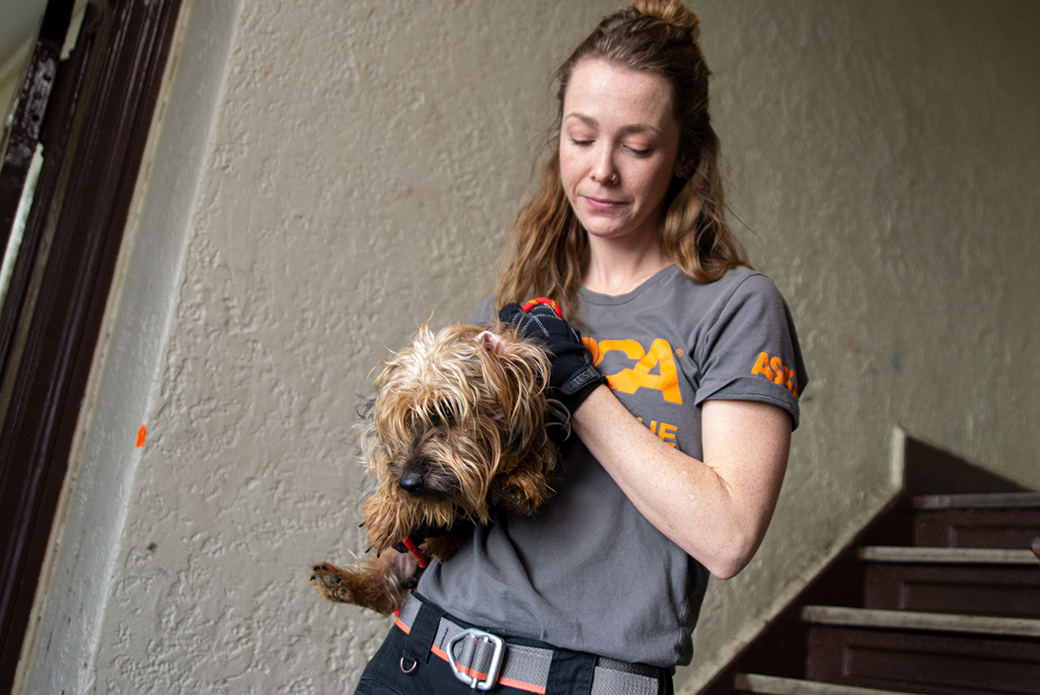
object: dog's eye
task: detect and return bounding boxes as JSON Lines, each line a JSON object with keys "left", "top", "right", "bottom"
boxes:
{"left": 432, "top": 400, "right": 458, "bottom": 427}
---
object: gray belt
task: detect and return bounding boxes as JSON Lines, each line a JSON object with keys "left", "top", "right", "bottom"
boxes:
{"left": 396, "top": 593, "right": 663, "bottom": 694}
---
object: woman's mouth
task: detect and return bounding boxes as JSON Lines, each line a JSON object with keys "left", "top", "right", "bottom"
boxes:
{"left": 582, "top": 196, "right": 626, "bottom": 211}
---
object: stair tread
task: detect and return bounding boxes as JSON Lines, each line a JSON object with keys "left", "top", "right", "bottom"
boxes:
{"left": 801, "top": 605, "right": 1040, "bottom": 637}
{"left": 913, "top": 491, "right": 1040, "bottom": 509}
{"left": 860, "top": 546, "right": 1040, "bottom": 565}
{"left": 734, "top": 673, "right": 930, "bottom": 695}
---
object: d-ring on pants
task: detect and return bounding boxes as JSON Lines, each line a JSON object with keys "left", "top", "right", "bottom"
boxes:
{"left": 353, "top": 593, "right": 673, "bottom": 695}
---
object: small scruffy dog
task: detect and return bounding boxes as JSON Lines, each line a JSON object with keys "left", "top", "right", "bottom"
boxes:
{"left": 310, "top": 322, "right": 561, "bottom": 614}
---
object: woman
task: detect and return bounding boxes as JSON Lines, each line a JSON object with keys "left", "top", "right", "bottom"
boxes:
{"left": 354, "top": 2, "right": 806, "bottom": 693}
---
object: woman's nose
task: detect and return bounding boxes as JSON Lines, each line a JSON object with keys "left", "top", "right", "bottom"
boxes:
{"left": 590, "top": 148, "right": 617, "bottom": 185}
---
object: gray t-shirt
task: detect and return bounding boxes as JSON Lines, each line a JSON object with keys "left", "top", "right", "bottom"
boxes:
{"left": 417, "top": 264, "right": 807, "bottom": 667}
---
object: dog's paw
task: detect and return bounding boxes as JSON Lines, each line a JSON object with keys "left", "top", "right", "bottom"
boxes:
{"left": 495, "top": 474, "right": 548, "bottom": 516}
{"left": 509, "top": 488, "right": 538, "bottom": 516}
{"left": 308, "top": 558, "right": 409, "bottom": 615}
{"left": 309, "top": 563, "right": 356, "bottom": 604}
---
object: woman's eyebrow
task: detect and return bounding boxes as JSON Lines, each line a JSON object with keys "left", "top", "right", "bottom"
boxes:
{"left": 563, "top": 112, "right": 662, "bottom": 136}
{"left": 564, "top": 112, "right": 598, "bottom": 128}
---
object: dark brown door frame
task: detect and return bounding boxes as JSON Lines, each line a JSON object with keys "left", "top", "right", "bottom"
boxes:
{"left": 0, "top": 0, "right": 182, "bottom": 689}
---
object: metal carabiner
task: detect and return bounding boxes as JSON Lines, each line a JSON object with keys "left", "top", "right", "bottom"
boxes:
{"left": 445, "top": 628, "right": 505, "bottom": 690}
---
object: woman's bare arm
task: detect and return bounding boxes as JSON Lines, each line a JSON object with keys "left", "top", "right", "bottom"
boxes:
{"left": 571, "top": 385, "right": 791, "bottom": 579}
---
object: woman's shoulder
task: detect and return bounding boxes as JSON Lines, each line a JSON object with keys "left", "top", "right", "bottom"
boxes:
{"left": 668, "top": 266, "right": 800, "bottom": 356}
{"left": 468, "top": 294, "right": 496, "bottom": 324}
{"left": 670, "top": 264, "right": 785, "bottom": 307}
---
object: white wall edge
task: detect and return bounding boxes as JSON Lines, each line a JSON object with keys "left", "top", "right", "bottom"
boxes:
{"left": 889, "top": 426, "right": 907, "bottom": 492}
{"left": 12, "top": 1, "right": 242, "bottom": 692}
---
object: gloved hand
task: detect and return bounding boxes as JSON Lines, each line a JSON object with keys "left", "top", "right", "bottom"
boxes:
{"left": 499, "top": 300, "right": 606, "bottom": 416}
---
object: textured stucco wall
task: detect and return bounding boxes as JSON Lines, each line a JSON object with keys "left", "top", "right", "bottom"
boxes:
{"left": 18, "top": 1, "right": 1040, "bottom": 694}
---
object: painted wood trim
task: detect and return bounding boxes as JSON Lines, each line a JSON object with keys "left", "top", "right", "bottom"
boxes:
{"left": 0, "top": 1, "right": 182, "bottom": 691}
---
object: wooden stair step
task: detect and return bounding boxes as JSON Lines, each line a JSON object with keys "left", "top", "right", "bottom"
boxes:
{"left": 801, "top": 605, "right": 1040, "bottom": 637}
{"left": 913, "top": 492, "right": 1040, "bottom": 509}
{"left": 860, "top": 546, "right": 1040, "bottom": 564}
{"left": 733, "top": 673, "right": 927, "bottom": 695}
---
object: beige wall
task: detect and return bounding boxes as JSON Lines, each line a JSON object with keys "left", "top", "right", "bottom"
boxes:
{"left": 17, "top": 1, "right": 1040, "bottom": 693}
{"left": 0, "top": 37, "right": 33, "bottom": 127}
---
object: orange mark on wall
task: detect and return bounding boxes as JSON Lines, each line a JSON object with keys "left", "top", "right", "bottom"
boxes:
{"left": 136, "top": 425, "right": 147, "bottom": 448}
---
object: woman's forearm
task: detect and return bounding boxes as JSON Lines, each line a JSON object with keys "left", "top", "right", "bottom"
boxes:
{"left": 570, "top": 385, "right": 791, "bottom": 579}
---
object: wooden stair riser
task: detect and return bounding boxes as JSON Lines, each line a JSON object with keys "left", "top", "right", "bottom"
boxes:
{"left": 914, "top": 508, "right": 1040, "bottom": 549}
{"left": 863, "top": 563, "right": 1040, "bottom": 618}
{"left": 806, "top": 625, "right": 1040, "bottom": 695}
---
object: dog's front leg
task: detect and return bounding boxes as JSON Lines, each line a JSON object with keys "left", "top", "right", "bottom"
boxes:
{"left": 309, "top": 551, "right": 417, "bottom": 615}
{"left": 361, "top": 485, "right": 422, "bottom": 556}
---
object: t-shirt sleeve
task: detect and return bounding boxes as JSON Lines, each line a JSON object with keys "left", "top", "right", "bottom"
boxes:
{"left": 468, "top": 294, "right": 496, "bottom": 324}
{"left": 693, "top": 274, "right": 808, "bottom": 429}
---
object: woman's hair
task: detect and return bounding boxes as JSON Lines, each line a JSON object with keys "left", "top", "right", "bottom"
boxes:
{"left": 494, "top": 0, "right": 749, "bottom": 320}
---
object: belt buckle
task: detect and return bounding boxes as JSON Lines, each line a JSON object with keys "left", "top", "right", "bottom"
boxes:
{"left": 445, "top": 627, "right": 505, "bottom": 690}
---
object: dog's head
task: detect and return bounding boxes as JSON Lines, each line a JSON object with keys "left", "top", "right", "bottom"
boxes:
{"left": 360, "top": 323, "right": 557, "bottom": 537}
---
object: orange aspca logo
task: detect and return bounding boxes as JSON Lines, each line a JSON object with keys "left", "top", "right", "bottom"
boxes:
{"left": 582, "top": 337, "right": 682, "bottom": 404}
{"left": 751, "top": 352, "right": 799, "bottom": 397}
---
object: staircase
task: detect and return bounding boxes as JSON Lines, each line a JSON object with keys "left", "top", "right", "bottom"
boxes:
{"left": 700, "top": 437, "right": 1040, "bottom": 695}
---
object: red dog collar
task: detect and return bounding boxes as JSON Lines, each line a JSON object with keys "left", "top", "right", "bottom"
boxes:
{"left": 400, "top": 536, "right": 431, "bottom": 569}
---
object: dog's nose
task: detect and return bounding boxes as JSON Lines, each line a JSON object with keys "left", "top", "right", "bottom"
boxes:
{"left": 399, "top": 472, "right": 424, "bottom": 494}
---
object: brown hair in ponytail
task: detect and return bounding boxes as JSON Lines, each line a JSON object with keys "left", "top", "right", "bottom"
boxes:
{"left": 495, "top": 0, "right": 749, "bottom": 320}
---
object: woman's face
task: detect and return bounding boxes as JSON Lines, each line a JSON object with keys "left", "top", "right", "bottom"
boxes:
{"left": 559, "top": 59, "right": 682, "bottom": 248}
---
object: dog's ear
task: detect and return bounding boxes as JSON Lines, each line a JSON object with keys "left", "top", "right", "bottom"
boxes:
{"left": 476, "top": 332, "right": 552, "bottom": 457}
{"left": 475, "top": 330, "right": 507, "bottom": 355}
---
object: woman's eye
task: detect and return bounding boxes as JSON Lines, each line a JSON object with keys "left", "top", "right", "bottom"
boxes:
{"left": 570, "top": 138, "right": 593, "bottom": 147}
{"left": 626, "top": 145, "right": 651, "bottom": 157}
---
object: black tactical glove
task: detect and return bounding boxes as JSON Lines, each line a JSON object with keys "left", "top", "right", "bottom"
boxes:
{"left": 499, "top": 300, "right": 606, "bottom": 416}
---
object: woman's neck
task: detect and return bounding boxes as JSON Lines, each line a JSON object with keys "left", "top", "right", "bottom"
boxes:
{"left": 582, "top": 235, "right": 673, "bottom": 296}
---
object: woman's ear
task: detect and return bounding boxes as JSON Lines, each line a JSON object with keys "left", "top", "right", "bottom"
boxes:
{"left": 674, "top": 157, "right": 688, "bottom": 178}
{"left": 675, "top": 144, "right": 698, "bottom": 178}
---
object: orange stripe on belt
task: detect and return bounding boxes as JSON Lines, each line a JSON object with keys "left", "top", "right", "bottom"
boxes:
{"left": 393, "top": 610, "right": 546, "bottom": 694}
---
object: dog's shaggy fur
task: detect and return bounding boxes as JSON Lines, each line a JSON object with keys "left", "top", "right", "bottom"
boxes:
{"left": 310, "top": 322, "right": 561, "bottom": 614}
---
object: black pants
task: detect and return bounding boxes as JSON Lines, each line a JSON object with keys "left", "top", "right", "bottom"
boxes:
{"left": 352, "top": 601, "right": 674, "bottom": 695}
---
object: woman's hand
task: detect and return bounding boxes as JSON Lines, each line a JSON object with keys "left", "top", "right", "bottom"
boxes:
{"left": 498, "top": 302, "right": 605, "bottom": 415}
{"left": 571, "top": 387, "right": 791, "bottom": 579}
